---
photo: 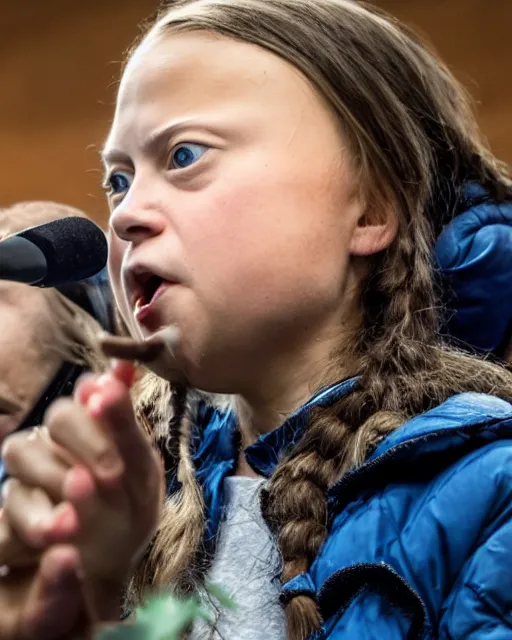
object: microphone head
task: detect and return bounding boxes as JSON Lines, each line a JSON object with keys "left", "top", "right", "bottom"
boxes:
{"left": 17, "top": 217, "right": 108, "bottom": 287}
{"left": 0, "top": 235, "right": 48, "bottom": 284}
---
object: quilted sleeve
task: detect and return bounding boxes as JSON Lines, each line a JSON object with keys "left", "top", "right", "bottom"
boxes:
{"left": 437, "top": 445, "right": 512, "bottom": 639}
{"left": 435, "top": 201, "right": 512, "bottom": 353}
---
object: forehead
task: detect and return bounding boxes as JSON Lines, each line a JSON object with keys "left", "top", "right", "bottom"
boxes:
{"left": 106, "top": 30, "right": 325, "bottom": 148}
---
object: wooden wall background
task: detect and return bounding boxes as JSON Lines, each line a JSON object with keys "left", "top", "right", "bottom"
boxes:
{"left": 1, "top": 0, "right": 510, "bottom": 227}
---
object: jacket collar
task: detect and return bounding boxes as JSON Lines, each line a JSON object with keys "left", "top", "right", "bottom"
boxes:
{"left": 188, "top": 381, "right": 512, "bottom": 546}
{"left": 190, "top": 377, "right": 358, "bottom": 544}
{"left": 369, "top": 391, "right": 512, "bottom": 461}
{"left": 192, "top": 377, "right": 359, "bottom": 478}
{"left": 245, "top": 377, "right": 359, "bottom": 476}
{"left": 193, "top": 380, "right": 512, "bottom": 479}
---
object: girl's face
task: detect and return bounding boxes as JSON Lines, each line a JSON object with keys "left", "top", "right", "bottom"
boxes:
{"left": 105, "top": 32, "right": 390, "bottom": 392}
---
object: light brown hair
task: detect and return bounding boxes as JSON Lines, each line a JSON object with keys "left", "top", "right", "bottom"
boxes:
{"left": 124, "top": 1, "right": 512, "bottom": 638}
{"left": 0, "top": 201, "right": 108, "bottom": 373}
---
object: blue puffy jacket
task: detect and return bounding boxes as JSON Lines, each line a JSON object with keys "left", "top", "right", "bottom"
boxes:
{"left": 178, "top": 378, "right": 512, "bottom": 638}
{"left": 435, "top": 184, "right": 512, "bottom": 355}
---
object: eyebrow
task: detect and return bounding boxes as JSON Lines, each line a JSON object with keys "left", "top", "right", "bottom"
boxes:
{"left": 144, "top": 121, "right": 189, "bottom": 154}
{"left": 101, "top": 148, "right": 132, "bottom": 167}
{"left": 101, "top": 120, "right": 200, "bottom": 167}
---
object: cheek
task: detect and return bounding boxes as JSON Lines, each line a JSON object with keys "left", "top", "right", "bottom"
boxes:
{"left": 107, "top": 236, "right": 132, "bottom": 329}
{"left": 180, "top": 156, "right": 355, "bottom": 313}
{"left": 107, "top": 233, "right": 124, "bottom": 285}
{"left": 0, "top": 299, "right": 53, "bottom": 381}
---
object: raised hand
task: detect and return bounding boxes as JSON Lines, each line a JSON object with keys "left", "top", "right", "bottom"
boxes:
{"left": 0, "top": 360, "right": 164, "bottom": 635}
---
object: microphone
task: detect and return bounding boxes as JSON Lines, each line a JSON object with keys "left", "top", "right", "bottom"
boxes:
{"left": 0, "top": 217, "right": 108, "bottom": 287}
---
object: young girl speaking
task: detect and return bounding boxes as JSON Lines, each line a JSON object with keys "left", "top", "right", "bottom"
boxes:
{"left": 1, "top": 1, "right": 512, "bottom": 639}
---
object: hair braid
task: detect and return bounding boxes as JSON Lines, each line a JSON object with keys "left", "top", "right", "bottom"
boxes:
{"left": 260, "top": 216, "right": 436, "bottom": 638}
{"left": 127, "top": 379, "right": 205, "bottom": 607}
{"left": 347, "top": 206, "right": 441, "bottom": 418}
{"left": 262, "top": 195, "right": 512, "bottom": 638}
{"left": 161, "top": 382, "right": 188, "bottom": 480}
{"left": 260, "top": 175, "right": 510, "bottom": 640}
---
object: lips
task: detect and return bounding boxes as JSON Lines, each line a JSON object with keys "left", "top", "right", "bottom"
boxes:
{"left": 132, "top": 273, "right": 164, "bottom": 312}
{"left": 126, "top": 266, "right": 177, "bottom": 326}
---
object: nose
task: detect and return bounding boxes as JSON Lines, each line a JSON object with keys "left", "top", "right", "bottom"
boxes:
{"left": 109, "top": 195, "right": 166, "bottom": 245}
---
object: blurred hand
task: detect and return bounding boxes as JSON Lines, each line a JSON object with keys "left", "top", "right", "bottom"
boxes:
{"left": 0, "top": 360, "right": 164, "bottom": 635}
{"left": 0, "top": 542, "right": 90, "bottom": 639}
{"left": 0, "top": 506, "right": 90, "bottom": 638}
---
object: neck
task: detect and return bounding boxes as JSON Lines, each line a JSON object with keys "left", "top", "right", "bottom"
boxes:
{"left": 233, "top": 320, "right": 357, "bottom": 461}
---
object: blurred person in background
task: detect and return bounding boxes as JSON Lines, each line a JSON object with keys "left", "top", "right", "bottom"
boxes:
{"left": 0, "top": 200, "right": 113, "bottom": 572}
{"left": 0, "top": 200, "right": 112, "bottom": 441}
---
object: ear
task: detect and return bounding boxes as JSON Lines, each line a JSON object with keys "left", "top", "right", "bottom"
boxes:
{"left": 349, "top": 201, "right": 398, "bottom": 256}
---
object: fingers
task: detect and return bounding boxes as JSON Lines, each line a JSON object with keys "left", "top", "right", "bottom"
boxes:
{"left": 2, "top": 478, "right": 79, "bottom": 550}
{"left": 73, "top": 372, "right": 103, "bottom": 406}
{"left": 0, "top": 546, "right": 88, "bottom": 640}
{"left": 2, "top": 481, "right": 79, "bottom": 552}
{"left": 88, "top": 374, "right": 163, "bottom": 504}
{"left": 60, "top": 465, "right": 127, "bottom": 547}
{"left": 63, "top": 466, "right": 96, "bottom": 505}
{"left": 0, "top": 498, "right": 80, "bottom": 570}
{"left": 0, "top": 470, "right": 85, "bottom": 569}
{"left": 45, "top": 399, "right": 124, "bottom": 486}
{"left": 2, "top": 480, "right": 55, "bottom": 548}
{"left": 1, "top": 430, "right": 70, "bottom": 503}
{"left": 88, "top": 373, "right": 152, "bottom": 468}
{"left": 49, "top": 371, "right": 159, "bottom": 500}
{"left": 110, "top": 360, "right": 136, "bottom": 388}
{"left": 73, "top": 363, "right": 134, "bottom": 405}
{"left": 0, "top": 512, "right": 40, "bottom": 568}
{"left": 61, "top": 467, "right": 99, "bottom": 533}
{"left": 22, "top": 545, "right": 89, "bottom": 639}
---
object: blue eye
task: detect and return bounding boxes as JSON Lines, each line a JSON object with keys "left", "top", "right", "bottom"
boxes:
{"left": 170, "top": 143, "right": 208, "bottom": 169}
{"left": 107, "top": 171, "right": 132, "bottom": 195}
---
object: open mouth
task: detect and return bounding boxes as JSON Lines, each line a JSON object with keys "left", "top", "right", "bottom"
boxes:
{"left": 133, "top": 273, "right": 165, "bottom": 312}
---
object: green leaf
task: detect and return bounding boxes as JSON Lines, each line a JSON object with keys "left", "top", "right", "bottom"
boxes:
{"left": 137, "top": 593, "right": 211, "bottom": 637}
{"left": 205, "top": 583, "right": 237, "bottom": 610}
{"left": 95, "top": 592, "right": 210, "bottom": 640}
{"left": 95, "top": 583, "right": 237, "bottom": 640}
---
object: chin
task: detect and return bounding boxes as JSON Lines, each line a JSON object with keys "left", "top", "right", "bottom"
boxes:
{"left": 140, "top": 328, "right": 238, "bottom": 395}
{"left": 145, "top": 349, "right": 189, "bottom": 385}
{"left": 181, "top": 362, "right": 244, "bottom": 396}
